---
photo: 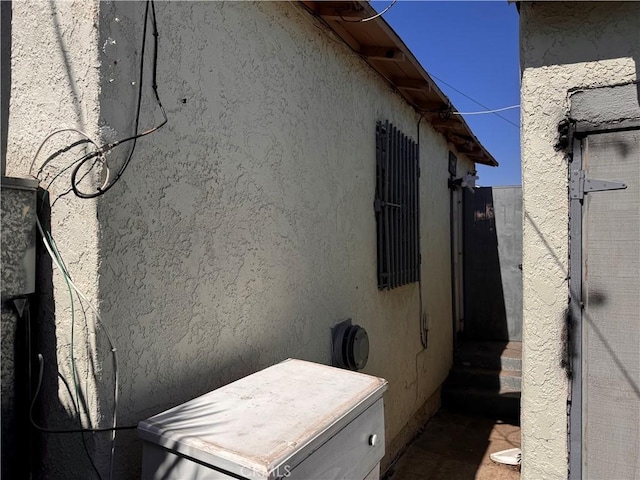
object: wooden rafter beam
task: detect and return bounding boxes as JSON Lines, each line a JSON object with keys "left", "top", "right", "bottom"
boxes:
{"left": 430, "top": 121, "right": 464, "bottom": 131}
{"left": 360, "top": 46, "right": 405, "bottom": 62}
{"left": 422, "top": 111, "right": 464, "bottom": 127}
{"left": 394, "top": 78, "right": 431, "bottom": 92}
{"left": 446, "top": 133, "right": 476, "bottom": 153}
{"left": 316, "top": 5, "right": 366, "bottom": 21}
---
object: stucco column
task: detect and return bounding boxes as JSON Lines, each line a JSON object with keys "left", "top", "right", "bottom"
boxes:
{"left": 519, "top": 3, "right": 640, "bottom": 479}
{"left": 6, "top": 1, "right": 107, "bottom": 477}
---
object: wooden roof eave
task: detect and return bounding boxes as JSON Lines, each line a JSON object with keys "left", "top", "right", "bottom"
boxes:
{"left": 298, "top": 1, "right": 499, "bottom": 167}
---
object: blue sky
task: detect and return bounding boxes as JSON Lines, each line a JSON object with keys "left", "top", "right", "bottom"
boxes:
{"left": 372, "top": 1, "right": 521, "bottom": 186}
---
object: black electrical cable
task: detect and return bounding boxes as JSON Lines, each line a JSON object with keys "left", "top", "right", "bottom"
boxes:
{"left": 35, "top": 138, "right": 93, "bottom": 178}
{"left": 47, "top": 155, "right": 106, "bottom": 208}
{"left": 71, "top": 0, "right": 167, "bottom": 199}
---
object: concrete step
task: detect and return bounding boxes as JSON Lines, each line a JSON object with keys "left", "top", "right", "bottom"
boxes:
{"left": 447, "top": 366, "right": 522, "bottom": 392}
{"left": 442, "top": 385, "right": 520, "bottom": 421}
{"left": 455, "top": 341, "right": 522, "bottom": 372}
{"left": 443, "top": 341, "right": 522, "bottom": 420}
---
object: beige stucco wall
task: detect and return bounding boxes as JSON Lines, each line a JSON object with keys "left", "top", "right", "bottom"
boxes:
{"left": 5, "top": 1, "right": 107, "bottom": 477}
{"left": 7, "top": 1, "right": 475, "bottom": 478}
{"left": 520, "top": 3, "right": 640, "bottom": 480}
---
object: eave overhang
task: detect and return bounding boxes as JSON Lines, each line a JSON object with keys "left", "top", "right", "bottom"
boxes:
{"left": 300, "top": 1, "right": 499, "bottom": 167}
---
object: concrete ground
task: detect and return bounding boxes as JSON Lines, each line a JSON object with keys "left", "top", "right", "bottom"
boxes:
{"left": 385, "top": 409, "right": 521, "bottom": 480}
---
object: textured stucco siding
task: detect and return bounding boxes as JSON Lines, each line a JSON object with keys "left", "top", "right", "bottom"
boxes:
{"left": 7, "top": 1, "right": 473, "bottom": 478}
{"left": 520, "top": 3, "right": 640, "bottom": 480}
{"left": 6, "top": 1, "right": 106, "bottom": 478}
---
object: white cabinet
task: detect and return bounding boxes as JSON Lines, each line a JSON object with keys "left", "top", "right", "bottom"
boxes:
{"left": 139, "top": 359, "right": 388, "bottom": 480}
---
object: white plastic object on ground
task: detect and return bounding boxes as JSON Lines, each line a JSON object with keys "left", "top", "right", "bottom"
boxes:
{"left": 490, "top": 447, "right": 521, "bottom": 466}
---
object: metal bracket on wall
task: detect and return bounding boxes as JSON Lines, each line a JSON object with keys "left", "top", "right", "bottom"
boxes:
{"left": 569, "top": 169, "right": 627, "bottom": 200}
{"left": 373, "top": 198, "right": 402, "bottom": 212}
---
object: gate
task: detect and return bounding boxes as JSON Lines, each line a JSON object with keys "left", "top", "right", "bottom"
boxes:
{"left": 463, "top": 186, "right": 523, "bottom": 341}
{"left": 568, "top": 83, "right": 640, "bottom": 480}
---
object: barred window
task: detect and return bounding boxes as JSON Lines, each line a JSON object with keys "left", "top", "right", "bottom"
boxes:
{"left": 374, "top": 120, "right": 420, "bottom": 290}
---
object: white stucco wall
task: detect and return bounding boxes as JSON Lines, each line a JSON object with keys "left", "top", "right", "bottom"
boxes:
{"left": 7, "top": 1, "right": 475, "bottom": 478}
{"left": 520, "top": 3, "right": 640, "bottom": 479}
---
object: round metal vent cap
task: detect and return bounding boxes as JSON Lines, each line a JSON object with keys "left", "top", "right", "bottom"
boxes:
{"left": 331, "top": 319, "right": 369, "bottom": 371}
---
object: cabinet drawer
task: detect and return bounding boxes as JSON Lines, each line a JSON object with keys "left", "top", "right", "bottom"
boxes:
{"left": 287, "top": 398, "right": 384, "bottom": 480}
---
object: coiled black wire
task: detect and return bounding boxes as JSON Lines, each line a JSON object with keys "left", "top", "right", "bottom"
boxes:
{"left": 71, "top": 0, "right": 167, "bottom": 199}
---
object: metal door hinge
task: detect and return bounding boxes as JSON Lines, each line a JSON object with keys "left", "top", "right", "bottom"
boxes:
{"left": 569, "top": 169, "right": 627, "bottom": 200}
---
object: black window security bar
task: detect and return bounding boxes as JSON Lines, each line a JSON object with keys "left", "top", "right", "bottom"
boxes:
{"left": 375, "top": 120, "right": 420, "bottom": 290}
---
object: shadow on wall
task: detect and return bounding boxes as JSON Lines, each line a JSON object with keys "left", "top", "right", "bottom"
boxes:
{"left": 463, "top": 187, "right": 507, "bottom": 341}
{"left": 1, "top": 304, "right": 32, "bottom": 477}
{"left": 15, "top": 2, "right": 324, "bottom": 478}
{"left": 462, "top": 187, "right": 523, "bottom": 342}
{"left": 0, "top": 0, "right": 11, "bottom": 175}
{"left": 581, "top": 297, "right": 640, "bottom": 400}
{"left": 88, "top": 3, "right": 367, "bottom": 477}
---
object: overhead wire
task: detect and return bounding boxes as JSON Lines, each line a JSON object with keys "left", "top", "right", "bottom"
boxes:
{"left": 429, "top": 73, "right": 520, "bottom": 129}
{"left": 40, "top": 153, "right": 99, "bottom": 210}
{"left": 453, "top": 104, "right": 520, "bottom": 115}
